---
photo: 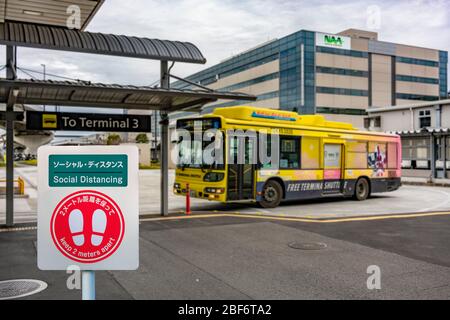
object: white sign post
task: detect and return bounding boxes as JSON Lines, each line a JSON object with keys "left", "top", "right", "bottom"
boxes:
{"left": 37, "top": 146, "right": 139, "bottom": 300}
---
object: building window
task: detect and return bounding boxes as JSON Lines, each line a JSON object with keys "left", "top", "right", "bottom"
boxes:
{"left": 316, "top": 86, "right": 369, "bottom": 97}
{"left": 316, "top": 66, "right": 368, "bottom": 77}
{"left": 419, "top": 110, "right": 431, "bottom": 128}
{"left": 396, "top": 75, "right": 439, "bottom": 84}
{"left": 364, "top": 118, "right": 370, "bottom": 129}
{"left": 396, "top": 93, "right": 439, "bottom": 101}
{"left": 363, "top": 116, "right": 380, "bottom": 129}
{"left": 396, "top": 56, "right": 439, "bottom": 67}
{"left": 413, "top": 137, "right": 430, "bottom": 160}
{"left": 374, "top": 116, "right": 381, "bottom": 128}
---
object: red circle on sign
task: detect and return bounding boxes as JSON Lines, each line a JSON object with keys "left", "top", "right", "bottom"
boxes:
{"left": 50, "top": 190, "right": 125, "bottom": 264}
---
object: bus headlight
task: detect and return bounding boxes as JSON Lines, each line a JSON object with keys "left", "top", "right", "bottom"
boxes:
{"left": 204, "top": 187, "right": 224, "bottom": 194}
{"left": 203, "top": 172, "right": 224, "bottom": 182}
{"left": 174, "top": 183, "right": 181, "bottom": 189}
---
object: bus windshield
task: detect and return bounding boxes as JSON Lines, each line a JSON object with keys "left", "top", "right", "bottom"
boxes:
{"left": 176, "top": 118, "right": 224, "bottom": 170}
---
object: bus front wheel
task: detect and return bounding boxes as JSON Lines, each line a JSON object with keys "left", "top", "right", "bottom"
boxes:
{"left": 354, "top": 178, "right": 370, "bottom": 201}
{"left": 259, "top": 180, "right": 283, "bottom": 208}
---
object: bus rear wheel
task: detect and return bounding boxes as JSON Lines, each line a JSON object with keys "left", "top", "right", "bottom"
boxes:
{"left": 354, "top": 178, "right": 370, "bottom": 201}
{"left": 259, "top": 180, "right": 283, "bottom": 208}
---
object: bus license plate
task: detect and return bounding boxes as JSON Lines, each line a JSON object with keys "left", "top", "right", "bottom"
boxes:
{"left": 190, "top": 190, "right": 196, "bottom": 197}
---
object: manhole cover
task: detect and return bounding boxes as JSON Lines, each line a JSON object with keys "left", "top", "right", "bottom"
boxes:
{"left": 288, "top": 242, "right": 327, "bottom": 250}
{"left": 0, "top": 279, "right": 47, "bottom": 300}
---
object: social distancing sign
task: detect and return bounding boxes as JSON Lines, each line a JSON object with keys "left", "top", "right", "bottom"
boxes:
{"left": 38, "top": 146, "right": 139, "bottom": 270}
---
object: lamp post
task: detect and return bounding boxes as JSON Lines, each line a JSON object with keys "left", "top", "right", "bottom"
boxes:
{"left": 41, "top": 64, "right": 46, "bottom": 111}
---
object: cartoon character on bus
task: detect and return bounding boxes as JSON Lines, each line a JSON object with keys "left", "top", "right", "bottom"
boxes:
{"left": 368, "top": 144, "right": 386, "bottom": 177}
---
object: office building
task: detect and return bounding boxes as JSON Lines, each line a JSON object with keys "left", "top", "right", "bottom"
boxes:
{"left": 172, "top": 28, "right": 448, "bottom": 128}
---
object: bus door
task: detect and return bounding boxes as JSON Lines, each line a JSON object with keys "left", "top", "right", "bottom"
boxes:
{"left": 227, "top": 134, "right": 256, "bottom": 200}
{"left": 323, "top": 142, "right": 344, "bottom": 195}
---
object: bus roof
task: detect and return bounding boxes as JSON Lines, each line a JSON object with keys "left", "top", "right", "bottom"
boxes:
{"left": 212, "top": 106, "right": 354, "bottom": 130}
{"left": 203, "top": 106, "right": 398, "bottom": 138}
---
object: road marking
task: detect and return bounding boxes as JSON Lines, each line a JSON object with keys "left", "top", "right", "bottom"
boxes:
{"left": 5, "top": 210, "right": 450, "bottom": 233}
{"left": 140, "top": 214, "right": 225, "bottom": 222}
{"left": 140, "top": 210, "right": 450, "bottom": 224}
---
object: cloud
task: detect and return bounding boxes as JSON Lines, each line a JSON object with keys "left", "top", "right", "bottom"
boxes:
{"left": 0, "top": 0, "right": 448, "bottom": 88}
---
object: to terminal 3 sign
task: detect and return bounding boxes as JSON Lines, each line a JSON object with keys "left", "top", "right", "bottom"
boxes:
{"left": 26, "top": 111, "right": 151, "bottom": 132}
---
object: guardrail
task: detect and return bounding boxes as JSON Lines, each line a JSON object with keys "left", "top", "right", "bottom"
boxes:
{"left": 0, "top": 177, "right": 25, "bottom": 195}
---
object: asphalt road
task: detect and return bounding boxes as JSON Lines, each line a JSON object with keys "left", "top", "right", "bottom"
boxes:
{"left": 2, "top": 212, "right": 450, "bottom": 300}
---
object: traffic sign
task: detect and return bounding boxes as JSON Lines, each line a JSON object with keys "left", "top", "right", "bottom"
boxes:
{"left": 37, "top": 146, "right": 139, "bottom": 270}
{"left": 27, "top": 111, "right": 151, "bottom": 132}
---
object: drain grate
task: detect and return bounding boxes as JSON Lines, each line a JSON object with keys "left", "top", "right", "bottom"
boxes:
{"left": 0, "top": 279, "right": 47, "bottom": 300}
{"left": 288, "top": 242, "right": 327, "bottom": 250}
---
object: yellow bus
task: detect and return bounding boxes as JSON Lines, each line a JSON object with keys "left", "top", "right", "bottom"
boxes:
{"left": 173, "top": 106, "right": 401, "bottom": 208}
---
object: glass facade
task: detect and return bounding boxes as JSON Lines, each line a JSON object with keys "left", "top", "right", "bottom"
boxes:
{"left": 396, "top": 56, "right": 439, "bottom": 67}
{"left": 172, "top": 30, "right": 311, "bottom": 114}
{"left": 316, "top": 46, "right": 368, "bottom": 58}
{"left": 316, "top": 66, "right": 368, "bottom": 77}
{"left": 302, "top": 31, "right": 316, "bottom": 114}
{"left": 172, "top": 44, "right": 280, "bottom": 90}
{"left": 279, "top": 31, "right": 303, "bottom": 111}
{"left": 439, "top": 51, "right": 448, "bottom": 98}
{"left": 396, "top": 75, "right": 439, "bottom": 84}
{"left": 220, "top": 72, "right": 279, "bottom": 92}
{"left": 396, "top": 93, "right": 440, "bottom": 101}
{"left": 316, "top": 87, "right": 369, "bottom": 97}
{"left": 316, "top": 107, "right": 367, "bottom": 115}
{"left": 202, "top": 91, "right": 279, "bottom": 113}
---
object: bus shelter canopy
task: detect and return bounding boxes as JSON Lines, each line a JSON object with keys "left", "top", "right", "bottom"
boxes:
{"left": 0, "top": 78, "right": 256, "bottom": 112}
{"left": 0, "top": 21, "right": 206, "bottom": 64}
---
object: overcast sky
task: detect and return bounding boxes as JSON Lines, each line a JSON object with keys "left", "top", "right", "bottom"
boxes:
{"left": 1, "top": 0, "right": 449, "bottom": 88}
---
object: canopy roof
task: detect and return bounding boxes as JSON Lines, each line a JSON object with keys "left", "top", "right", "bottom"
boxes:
{"left": 0, "top": 21, "right": 206, "bottom": 63}
{"left": 0, "top": 78, "right": 256, "bottom": 112}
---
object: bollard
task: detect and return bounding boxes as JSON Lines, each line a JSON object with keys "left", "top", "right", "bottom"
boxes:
{"left": 17, "top": 177, "right": 25, "bottom": 195}
{"left": 186, "top": 183, "right": 191, "bottom": 215}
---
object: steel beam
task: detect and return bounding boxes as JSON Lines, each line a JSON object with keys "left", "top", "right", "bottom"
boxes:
{"left": 5, "top": 45, "right": 17, "bottom": 227}
{"left": 430, "top": 134, "right": 436, "bottom": 179}
{"left": 160, "top": 61, "right": 170, "bottom": 217}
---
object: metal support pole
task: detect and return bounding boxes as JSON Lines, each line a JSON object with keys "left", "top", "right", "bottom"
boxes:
{"left": 81, "top": 271, "right": 95, "bottom": 300}
{"left": 444, "top": 135, "right": 447, "bottom": 179}
{"left": 160, "top": 61, "right": 170, "bottom": 216}
{"left": 5, "top": 45, "right": 17, "bottom": 227}
{"left": 430, "top": 134, "right": 436, "bottom": 180}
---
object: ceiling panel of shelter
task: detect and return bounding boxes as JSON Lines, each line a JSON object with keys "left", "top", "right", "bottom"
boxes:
{"left": 1, "top": 0, "right": 102, "bottom": 30}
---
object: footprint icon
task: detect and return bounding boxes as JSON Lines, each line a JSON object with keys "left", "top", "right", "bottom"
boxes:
{"left": 68, "top": 209, "right": 84, "bottom": 246}
{"left": 91, "top": 209, "right": 107, "bottom": 246}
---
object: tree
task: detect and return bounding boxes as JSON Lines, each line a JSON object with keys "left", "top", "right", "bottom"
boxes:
{"left": 135, "top": 133, "right": 149, "bottom": 144}
{"left": 107, "top": 133, "right": 121, "bottom": 145}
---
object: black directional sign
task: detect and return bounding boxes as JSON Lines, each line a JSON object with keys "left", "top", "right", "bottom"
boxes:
{"left": 26, "top": 111, "right": 151, "bottom": 132}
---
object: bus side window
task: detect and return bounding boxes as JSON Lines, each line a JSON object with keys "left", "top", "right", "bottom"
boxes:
{"left": 280, "top": 136, "right": 301, "bottom": 169}
{"left": 301, "top": 137, "right": 320, "bottom": 169}
{"left": 387, "top": 142, "right": 398, "bottom": 169}
{"left": 346, "top": 141, "right": 367, "bottom": 169}
{"left": 368, "top": 142, "right": 387, "bottom": 169}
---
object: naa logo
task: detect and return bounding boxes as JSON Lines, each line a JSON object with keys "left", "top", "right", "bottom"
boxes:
{"left": 324, "top": 35, "right": 344, "bottom": 47}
